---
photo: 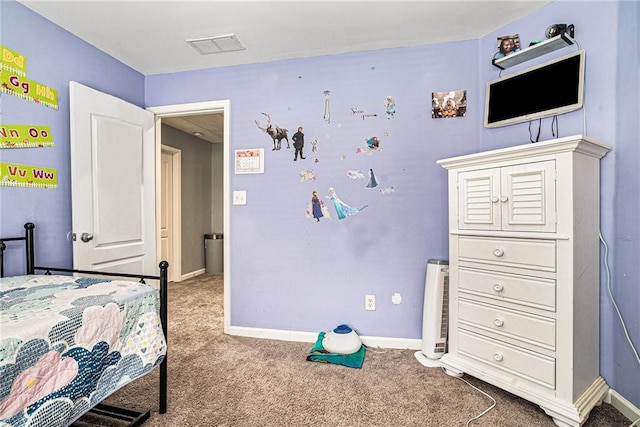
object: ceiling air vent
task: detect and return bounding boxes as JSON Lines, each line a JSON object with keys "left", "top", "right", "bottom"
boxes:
{"left": 187, "top": 34, "right": 245, "bottom": 55}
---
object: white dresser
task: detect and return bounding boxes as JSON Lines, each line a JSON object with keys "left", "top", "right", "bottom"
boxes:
{"left": 437, "top": 135, "right": 611, "bottom": 427}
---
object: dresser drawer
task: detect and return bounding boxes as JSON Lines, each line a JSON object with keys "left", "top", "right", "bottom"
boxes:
{"left": 459, "top": 267, "right": 556, "bottom": 312}
{"left": 458, "top": 299, "right": 556, "bottom": 351}
{"left": 457, "top": 329, "right": 556, "bottom": 390}
{"left": 458, "top": 236, "right": 556, "bottom": 271}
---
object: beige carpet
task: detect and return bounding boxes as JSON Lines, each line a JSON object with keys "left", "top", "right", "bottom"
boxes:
{"left": 75, "top": 274, "right": 630, "bottom": 426}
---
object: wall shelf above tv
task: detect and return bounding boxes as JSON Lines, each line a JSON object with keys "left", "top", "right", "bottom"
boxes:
{"left": 492, "top": 33, "right": 575, "bottom": 70}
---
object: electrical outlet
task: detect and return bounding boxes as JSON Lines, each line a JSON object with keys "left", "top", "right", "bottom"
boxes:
{"left": 365, "top": 294, "right": 376, "bottom": 311}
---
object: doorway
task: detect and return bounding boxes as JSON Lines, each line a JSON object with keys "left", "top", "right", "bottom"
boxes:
{"left": 149, "top": 100, "right": 231, "bottom": 333}
{"left": 160, "top": 145, "right": 181, "bottom": 283}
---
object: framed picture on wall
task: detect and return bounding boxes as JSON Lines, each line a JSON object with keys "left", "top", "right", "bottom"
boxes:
{"left": 494, "top": 34, "right": 521, "bottom": 59}
{"left": 432, "top": 90, "right": 467, "bottom": 119}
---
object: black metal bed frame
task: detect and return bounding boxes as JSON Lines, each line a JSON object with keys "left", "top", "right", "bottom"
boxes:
{"left": 0, "top": 223, "right": 168, "bottom": 426}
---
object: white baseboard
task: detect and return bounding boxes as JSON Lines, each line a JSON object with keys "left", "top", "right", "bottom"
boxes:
{"left": 225, "top": 325, "right": 422, "bottom": 350}
{"left": 604, "top": 388, "right": 640, "bottom": 423}
{"left": 179, "top": 268, "right": 206, "bottom": 281}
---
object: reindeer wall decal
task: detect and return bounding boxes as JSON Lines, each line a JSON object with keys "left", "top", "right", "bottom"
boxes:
{"left": 255, "top": 113, "right": 290, "bottom": 151}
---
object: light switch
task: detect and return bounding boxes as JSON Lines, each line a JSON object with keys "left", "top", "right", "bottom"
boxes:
{"left": 233, "top": 190, "right": 247, "bottom": 205}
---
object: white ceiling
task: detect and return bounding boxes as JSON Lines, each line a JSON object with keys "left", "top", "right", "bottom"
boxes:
{"left": 18, "top": 0, "right": 552, "bottom": 76}
{"left": 18, "top": 0, "right": 551, "bottom": 143}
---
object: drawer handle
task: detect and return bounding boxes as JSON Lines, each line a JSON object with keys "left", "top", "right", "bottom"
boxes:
{"left": 491, "top": 196, "right": 499, "bottom": 203}
{"left": 493, "top": 352, "right": 504, "bottom": 362}
{"left": 493, "top": 248, "right": 504, "bottom": 257}
{"left": 493, "top": 318, "right": 504, "bottom": 327}
{"left": 493, "top": 283, "right": 504, "bottom": 292}
{"left": 500, "top": 196, "right": 509, "bottom": 203}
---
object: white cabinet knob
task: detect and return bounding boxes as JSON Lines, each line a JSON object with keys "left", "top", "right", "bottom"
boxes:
{"left": 491, "top": 196, "right": 499, "bottom": 203}
{"left": 493, "top": 318, "right": 505, "bottom": 327}
{"left": 500, "top": 196, "right": 509, "bottom": 203}
{"left": 493, "top": 283, "right": 504, "bottom": 292}
{"left": 493, "top": 352, "right": 504, "bottom": 362}
{"left": 493, "top": 248, "right": 505, "bottom": 257}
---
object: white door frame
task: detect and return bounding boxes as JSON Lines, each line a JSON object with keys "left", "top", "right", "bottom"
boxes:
{"left": 149, "top": 100, "right": 231, "bottom": 333}
{"left": 161, "top": 145, "right": 182, "bottom": 283}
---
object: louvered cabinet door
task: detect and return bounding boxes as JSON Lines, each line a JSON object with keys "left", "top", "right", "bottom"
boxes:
{"left": 458, "top": 168, "right": 501, "bottom": 231}
{"left": 501, "top": 161, "right": 556, "bottom": 232}
{"left": 458, "top": 161, "right": 556, "bottom": 233}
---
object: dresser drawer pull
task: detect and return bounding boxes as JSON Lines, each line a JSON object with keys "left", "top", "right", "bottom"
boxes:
{"left": 493, "top": 283, "right": 504, "bottom": 292}
{"left": 493, "top": 248, "right": 505, "bottom": 257}
{"left": 493, "top": 317, "right": 504, "bottom": 327}
{"left": 493, "top": 352, "right": 504, "bottom": 362}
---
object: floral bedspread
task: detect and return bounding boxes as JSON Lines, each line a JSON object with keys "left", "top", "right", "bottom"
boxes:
{"left": 0, "top": 275, "right": 167, "bottom": 427}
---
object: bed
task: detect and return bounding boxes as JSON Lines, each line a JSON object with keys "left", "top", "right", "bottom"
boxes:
{"left": 0, "top": 223, "right": 168, "bottom": 427}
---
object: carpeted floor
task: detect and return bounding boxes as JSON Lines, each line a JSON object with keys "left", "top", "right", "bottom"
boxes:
{"left": 75, "top": 274, "right": 631, "bottom": 426}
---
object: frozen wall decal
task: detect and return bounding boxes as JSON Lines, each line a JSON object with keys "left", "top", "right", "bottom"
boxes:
{"left": 384, "top": 96, "right": 396, "bottom": 119}
{"left": 323, "top": 90, "right": 331, "bottom": 124}
{"left": 366, "top": 168, "right": 379, "bottom": 189}
{"left": 327, "top": 187, "right": 367, "bottom": 220}
{"left": 306, "top": 190, "right": 330, "bottom": 222}
{"left": 255, "top": 112, "right": 290, "bottom": 151}
{"left": 299, "top": 170, "right": 316, "bottom": 182}
{"left": 292, "top": 126, "right": 306, "bottom": 161}
{"left": 346, "top": 170, "right": 365, "bottom": 182}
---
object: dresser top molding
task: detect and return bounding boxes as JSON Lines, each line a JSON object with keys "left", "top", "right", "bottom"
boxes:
{"left": 437, "top": 135, "right": 611, "bottom": 170}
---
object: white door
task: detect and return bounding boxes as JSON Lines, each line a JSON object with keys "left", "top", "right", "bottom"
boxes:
{"left": 160, "top": 151, "right": 173, "bottom": 274}
{"left": 70, "top": 81, "right": 156, "bottom": 275}
{"left": 160, "top": 146, "right": 182, "bottom": 282}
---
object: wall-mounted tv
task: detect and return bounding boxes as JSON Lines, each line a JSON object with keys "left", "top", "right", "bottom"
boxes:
{"left": 484, "top": 49, "right": 585, "bottom": 128}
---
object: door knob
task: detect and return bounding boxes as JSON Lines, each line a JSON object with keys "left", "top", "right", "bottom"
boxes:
{"left": 80, "top": 232, "right": 94, "bottom": 242}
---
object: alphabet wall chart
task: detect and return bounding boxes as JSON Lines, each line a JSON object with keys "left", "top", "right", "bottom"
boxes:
{"left": 0, "top": 162, "right": 58, "bottom": 189}
{"left": 0, "top": 124, "right": 53, "bottom": 148}
{"left": 1, "top": 45, "right": 58, "bottom": 109}
{"left": 0, "top": 45, "right": 58, "bottom": 189}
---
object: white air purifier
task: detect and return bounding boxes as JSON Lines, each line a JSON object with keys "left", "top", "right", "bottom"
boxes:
{"left": 415, "top": 259, "right": 449, "bottom": 368}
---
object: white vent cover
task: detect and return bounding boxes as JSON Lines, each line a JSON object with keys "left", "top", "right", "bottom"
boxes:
{"left": 187, "top": 34, "right": 245, "bottom": 55}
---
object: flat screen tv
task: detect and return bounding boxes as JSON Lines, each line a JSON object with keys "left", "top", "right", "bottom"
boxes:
{"left": 484, "top": 49, "right": 585, "bottom": 128}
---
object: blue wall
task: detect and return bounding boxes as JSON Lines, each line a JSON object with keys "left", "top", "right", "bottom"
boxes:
{"left": 0, "top": 1, "right": 145, "bottom": 272}
{"left": 2, "top": 0, "right": 638, "bottom": 409}
{"left": 147, "top": 41, "right": 481, "bottom": 337}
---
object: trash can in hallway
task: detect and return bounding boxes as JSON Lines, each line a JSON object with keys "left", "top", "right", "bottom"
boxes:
{"left": 204, "top": 233, "right": 223, "bottom": 275}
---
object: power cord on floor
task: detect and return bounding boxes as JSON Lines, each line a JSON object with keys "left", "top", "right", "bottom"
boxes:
{"left": 599, "top": 232, "right": 640, "bottom": 427}
{"left": 363, "top": 345, "right": 387, "bottom": 354}
{"left": 441, "top": 367, "right": 496, "bottom": 425}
